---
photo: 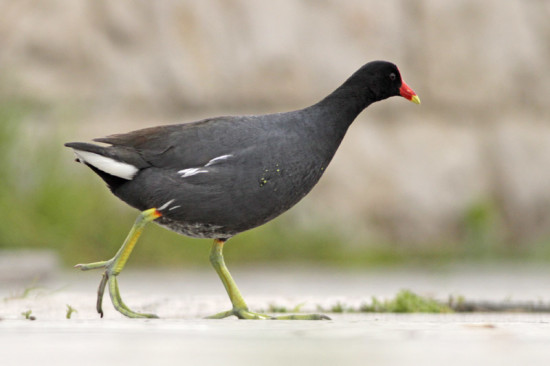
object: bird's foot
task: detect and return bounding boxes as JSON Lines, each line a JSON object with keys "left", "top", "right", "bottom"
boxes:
{"left": 205, "top": 308, "right": 331, "bottom": 320}
{"left": 205, "top": 308, "right": 272, "bottom": 320}
{"left": 75, "top": 260, "right": 158, "bottom": 319}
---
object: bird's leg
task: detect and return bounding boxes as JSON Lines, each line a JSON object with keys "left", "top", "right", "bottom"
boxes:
{"left": 205, "top": 239, "right": 330, "bottom": 320}
{"left": 205, "top": 239, "right": 267, "bottom": 319}
{"left": 75, "top": 208, "right": 162, "bottom": 318}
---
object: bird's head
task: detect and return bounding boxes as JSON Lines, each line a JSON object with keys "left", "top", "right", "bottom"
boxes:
{"left": 351, "top": 61, "right": 421, "bottom": 105}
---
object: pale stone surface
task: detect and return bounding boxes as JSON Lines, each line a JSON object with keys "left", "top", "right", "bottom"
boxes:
{"left": 2, "top": 267, "right": 550, "bottom": 366}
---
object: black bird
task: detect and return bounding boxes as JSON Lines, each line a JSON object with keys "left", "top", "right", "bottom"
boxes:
{"left": 66, "top": 60, "right": 420, "bottom": 319}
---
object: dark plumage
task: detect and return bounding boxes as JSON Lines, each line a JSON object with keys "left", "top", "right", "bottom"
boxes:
{"left": 66, "top": 60, "right": 420, "bottom": 319}
{"left": 66, "top": 61, "right": 419, "bottom": 239}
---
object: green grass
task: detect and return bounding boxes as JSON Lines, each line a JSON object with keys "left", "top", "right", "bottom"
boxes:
{"left": 66, "top": 304, "right": 77, "bottom": 319}
{"left": 268, "top": 290, "right": 452, "bottom": 314}
{"left": 21, "top": 310, "right": 36, "bottom": 320}
{"left": 360, "top": 290, "right": 452, "bottom": 313}
{"left": 2, "top": 281, "right": 41, "bottom": 301}
{"left": 309, "top": 290, "right": 452, "bottom": 314}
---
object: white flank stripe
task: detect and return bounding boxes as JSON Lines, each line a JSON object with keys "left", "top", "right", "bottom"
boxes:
{"left": 205, "top": 154, "right": 233, "bottom": 167}
{"left": 177, "top": 154, "right": 231, "bottom": 179}
{"left": 178, "top": 168, "right": 208, "bottom": 178}
{"left": 73, "top": 150, "right": 139, "bottom": 180}
{"left": 158, "top": 199, "right": 175, "bottom": 211}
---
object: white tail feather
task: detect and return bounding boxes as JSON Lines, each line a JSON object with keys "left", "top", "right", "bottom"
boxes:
{"left": 73, "top": 150, "right": 138, "bottom": 180}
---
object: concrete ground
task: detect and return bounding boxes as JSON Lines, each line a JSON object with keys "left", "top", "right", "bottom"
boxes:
{"left": 1, "top": 262, "right": 550, "bottom": 366}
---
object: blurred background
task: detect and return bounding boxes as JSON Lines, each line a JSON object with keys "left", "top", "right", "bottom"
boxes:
{"left": 1, "top": 0, "right": 549, "bottom": 270}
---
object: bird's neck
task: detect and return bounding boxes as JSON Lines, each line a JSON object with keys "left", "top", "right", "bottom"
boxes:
{"left": 305, "top": 79, "right": 374, "bottom": 142}
{"left": 319, "top": 72, "right": 376, "bottom": 115}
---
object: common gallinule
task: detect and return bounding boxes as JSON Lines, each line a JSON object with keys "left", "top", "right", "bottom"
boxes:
{"left": 66, "top": 60, "right": 420, "bottom": 319}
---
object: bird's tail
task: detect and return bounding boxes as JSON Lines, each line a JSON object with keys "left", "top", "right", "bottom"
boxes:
{"left": 65, "top": 142, "right": 143, "bottom": 189}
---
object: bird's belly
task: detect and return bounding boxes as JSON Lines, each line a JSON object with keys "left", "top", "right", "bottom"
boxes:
{"left": 118, "top": 158, "right": 328, "bottom": 239}
{"left": 155, "top": 216, "right": 238, "bottom": 239}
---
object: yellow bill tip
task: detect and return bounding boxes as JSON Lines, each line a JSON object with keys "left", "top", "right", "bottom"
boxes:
{"left": 410, "top": 95, "right": 421, "bottom": 105}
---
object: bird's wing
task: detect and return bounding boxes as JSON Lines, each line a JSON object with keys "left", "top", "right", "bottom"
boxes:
{"left": 94, "top": 116, "right": 261, "bottom": 171}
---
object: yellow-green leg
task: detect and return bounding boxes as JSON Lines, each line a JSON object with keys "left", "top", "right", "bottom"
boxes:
{"left": 206, "top": 239, "right": 330, "bottom": 320}
{"left": 75, "top": 208, "right": 161, "bottom": 318}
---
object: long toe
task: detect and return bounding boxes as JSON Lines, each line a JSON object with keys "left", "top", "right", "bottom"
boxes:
{"left": 108, "top": 275, "right": 159, "bottom": 319}
{"left": 74, "top": 259, "right": 113, "bottom": 271}
{"left": 273, "top": 313, "right": 331, "bottom": 320}
{"left": 205, "top": 308, "right": 330, "bottom": 320}
{"left": 205, "top": 309, "right": 272, "bottom": 320}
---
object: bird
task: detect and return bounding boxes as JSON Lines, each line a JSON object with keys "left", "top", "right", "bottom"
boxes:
{"left": 65, "top": 60, "right": 420, "bottom": 320}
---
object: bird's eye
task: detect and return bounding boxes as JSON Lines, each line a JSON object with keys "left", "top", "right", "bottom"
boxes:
{"left": 389, "top": 73, "right": 396, "bottom": 81}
